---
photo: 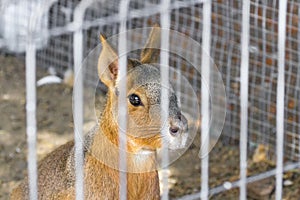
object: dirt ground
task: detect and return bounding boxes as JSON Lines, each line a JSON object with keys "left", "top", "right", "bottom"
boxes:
{"left": 1, "top": 54, "right": 300, "bottom": 199}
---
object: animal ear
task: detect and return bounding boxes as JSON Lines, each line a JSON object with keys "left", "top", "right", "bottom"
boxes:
{"left": 140, "top": 24, "right": 161, "bottom": 64}
{"left": 98, "top": 34, "right": 119, "bottom": 87}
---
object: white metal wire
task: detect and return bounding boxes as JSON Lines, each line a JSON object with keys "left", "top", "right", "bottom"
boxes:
{"left": 275, "top": 0, "right": 288, "bottom": 199}
{"left": 73, "top": 29, "right": 84, "bottom": 200}
{"left": 160, "top": 0, "right": 171, "bottom": 199}
{"left": 176, "top": 162, "right": 300, "bottom": 200}
{"left": 118, "top": 1, "right": 130, "bottom": 199}
{"left": 32, "top": 0, "right": 206, "bottom": 40}
{"left": 26, "top": 22, "right": 38, "bottom": 200}
{"left": 25, "top": 1, "right": 40, "bottom": 199}
{"left": 73, "top": 1, "right": 95, "bottom": 199}
{"left": 239, "top": 0, "right": 250, "bottom": 199}
{"left": 11, "top": 0, "right": 300, "bottom": 199}
{"left": 200, "top": 1, "right": 211, "bottom": 199}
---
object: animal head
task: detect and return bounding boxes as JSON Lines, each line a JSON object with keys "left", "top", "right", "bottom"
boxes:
{"left": 98, "top": 26, "right": 188, "bottom": 153}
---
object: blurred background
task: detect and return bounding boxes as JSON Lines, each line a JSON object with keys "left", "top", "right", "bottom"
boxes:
{"left": 0, "top": 0, "right": 299, "bottom": 199}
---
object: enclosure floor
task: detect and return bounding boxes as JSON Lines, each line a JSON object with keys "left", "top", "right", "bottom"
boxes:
{"left": 0, "top": 55, "right": 299, "bottom": 200}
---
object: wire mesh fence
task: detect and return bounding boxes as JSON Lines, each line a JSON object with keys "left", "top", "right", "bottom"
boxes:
{"left": 1, "top": 0, "right": 299, "bottom": 199}
{"left": 27, "top": 0, "right": 300, "bottom": 161}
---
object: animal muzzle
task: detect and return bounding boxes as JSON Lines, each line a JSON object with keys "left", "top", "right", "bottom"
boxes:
{"left": 169, "top": 113, "right": 188, "bottom": 137}
{"left": 166, "top": 113, "right": 189, "bottom": 150}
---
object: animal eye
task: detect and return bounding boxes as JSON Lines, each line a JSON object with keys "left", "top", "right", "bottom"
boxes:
{"left": 128, "top": 94, "right": 142, "bottom": 106}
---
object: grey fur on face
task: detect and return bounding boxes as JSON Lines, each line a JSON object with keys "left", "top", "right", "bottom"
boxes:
{"left": 126, "top": 63, "right": 180, "bottom": 113}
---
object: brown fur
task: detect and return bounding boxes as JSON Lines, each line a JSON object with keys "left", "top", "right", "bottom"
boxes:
{"left": 11, "top": 26, "right": 187, "bottom": 200}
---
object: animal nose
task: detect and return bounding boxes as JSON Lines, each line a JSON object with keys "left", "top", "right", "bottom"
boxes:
{"left": 169, "top": 112, "right": 188, "bottom": 136}
{"left": 169, "top": 126, "right": 180, "bottom": 136}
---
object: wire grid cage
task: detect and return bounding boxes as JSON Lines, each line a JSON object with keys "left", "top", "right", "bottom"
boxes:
{"left": 1, "top": 0, "right": 300, "bottom": 199}
{"left": 32, "top": 0, "right": 300, "bottom": 161}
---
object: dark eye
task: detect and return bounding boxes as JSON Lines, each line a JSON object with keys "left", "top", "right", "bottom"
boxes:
{"left": 128, "top": 94, "right": 142, "bottom": 106}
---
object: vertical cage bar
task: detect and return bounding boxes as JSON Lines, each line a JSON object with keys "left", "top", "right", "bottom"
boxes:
{"left": 25, "top": 1, "right": 60, "bottom": 198}
{"left": 200, "top": 1, "right": 211, "bottom": 199}
{"left": 276, "top": 0, "right": 287, "bottom": 199}
{"left": 25, "top": 1, "right": 39, "bottom": 198}
{"left": 73, "top": 2, "right": 96, "bottom": 199}
{"left": 26, "top": 28, "right": 38, "bottom": 200}
{"left": 239, "top": 0, "right": 250, "bottom": 199}
{"left": 73, "top": 24, "right": 84, "bottom": 200}
{"left": 160, "top": 0, "right": 171, "bottom": 199}
{"left": 118, "top": 1, "right": 130, "bottom": 200}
